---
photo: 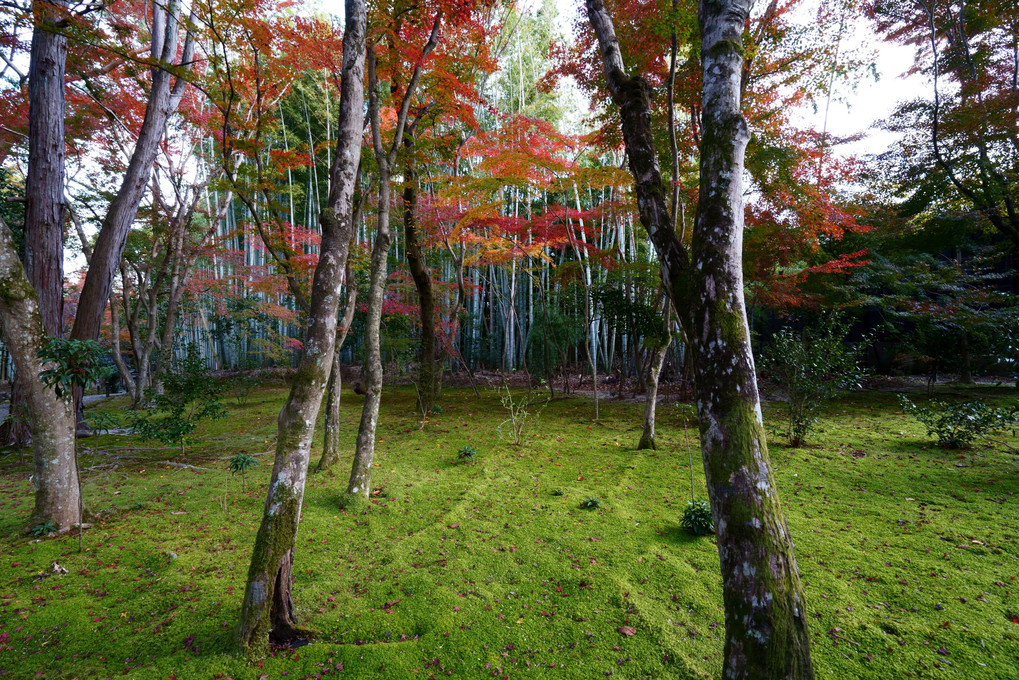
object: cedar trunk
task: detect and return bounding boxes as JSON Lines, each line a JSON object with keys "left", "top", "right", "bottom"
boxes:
{"left": 2, "top": 0, "right": 69, "bottom": 448}
{"left": 237, "top": 0, "right": 365, "bottom": 655}
{"left": 586, "top": 0, "right": 815, "bottom": 676}
{"left": 0, "top": 219, "right": 79, "bottom": 531}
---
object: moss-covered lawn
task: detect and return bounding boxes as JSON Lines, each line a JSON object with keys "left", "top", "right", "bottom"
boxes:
{"left": 0, "top": 385, "right": 1017, "bottom": 679}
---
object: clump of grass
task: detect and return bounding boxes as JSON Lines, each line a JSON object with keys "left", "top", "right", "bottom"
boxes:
{"left": 579, "top": 496, "right": 601, "bottom": 510}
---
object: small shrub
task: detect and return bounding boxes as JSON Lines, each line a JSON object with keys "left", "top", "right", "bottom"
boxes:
{"left": 456, "top": 445, "right": 477, "bottom": 464}
{"left": 900, "top": 395, "right": 1018, "bottom": 448}
{"left": 229, "top": 374, "right": 258, "bottom": 405}
{"left": 496, "top": 385, "right": 549, "bottom": 446}
{"left": 763, "top": 316, "right": 865, "bottom": 446}
{"left": 30, "top": 520, "right": 58, "bottom": 537}
{"left": 551, "top": 488, "right": 564, "bottom": 497}
{"left": 88, "top": 411, "right": 120, "bottom": 436}
{"left": 680, "top": 500, "right": 714, "bottom": 536}
{"left": 131, "top": 345, "right": 226, "bottom": 455}
{"left": 228, "top": 452, "right": 258, "bottom": 491}
{"left": 579, "top": 496, "right": 601, "bottom": 510}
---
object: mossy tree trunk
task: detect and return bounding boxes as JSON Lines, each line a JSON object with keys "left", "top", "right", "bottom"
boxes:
{"left": 237, "top": 0, "right": 365, "bottom": 655}
{"left": 347, "top": 17, "right": 442, "bottom": 498}
{"left": 0, "top": 216, "right": 79, "bottom": 532}
{"left": 403, "top": 130, "right": 438, "bottom": 416}
{"left": 587, "top": 0, "right": 815, "bottom": 676}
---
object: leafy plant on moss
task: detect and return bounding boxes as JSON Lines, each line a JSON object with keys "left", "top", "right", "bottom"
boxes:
{"left": 131, "top": 345, "right": 226, "bottom": 455}
{"left": 900, "top": 395, "right": 1019, "bottom": 448}
{"left": 762, "top": 316, "right": 864, "bottom": 446}
{"left": 229, "top": 374, "right": 258, "bottom": 406}
{"left": 30, "top": 520, "right": 57, "bottom": 537}
{"left": 228, "top": 452, "right": 258, "bottom": 491}
{"left": 456, "top": 445, "right": 477, "bottom": 464}
{"left": 680, "top": 499, "right": 714, "bottom": 536}
{"left": 551, "top": 488, "right": 564, "bottom": 497}
{"left": 37, "top": 338, "right": 107, "bottom": 399}
{"left": 579, "top": 496, "right": 601, "bottom": 510}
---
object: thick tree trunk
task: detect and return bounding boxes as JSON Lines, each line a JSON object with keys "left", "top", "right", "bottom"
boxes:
{"left": 237, "top": 0, "right": 365, "bottom": 655}
{"left": 0, "top": 219, "right": 79, "bottom": 531}
{"left": 1, "top": 0, "right": 69, "bottom": 448}
{"left": 403, "top": 132, "right": 438, "bottom": 415}
{"left": 587, "top": 1, "right": 815, "bottom": 677}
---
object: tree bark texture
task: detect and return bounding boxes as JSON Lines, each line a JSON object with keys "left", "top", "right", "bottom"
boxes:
{"left": 237, "top": 0, "right": 365, "bottom": 655}
{"left": 586, "top": 0, "right": 815, "bottom": 676}
{"left": 0, "top": 218, "right": 79, "bottom": 531}
{"left": 403, "top": 131, "right": 438, "bottom": 415}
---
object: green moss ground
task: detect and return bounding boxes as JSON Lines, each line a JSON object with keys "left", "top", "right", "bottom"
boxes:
{"left": 0, "top": 386, "right": 1017, "bottom": 679}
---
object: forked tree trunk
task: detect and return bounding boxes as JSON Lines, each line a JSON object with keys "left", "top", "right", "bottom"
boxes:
{"left": 403, "top": 131, "right": 438, "bottom": 415}
{"left": 70, "top": 0, "right": 195, "bottom": 346}
{"left": 316, "top": 259, "right": 358, "bottom": 472}
{"left": 586, "top": 1, "right": 815, "bottom": 676}
{"left": 237, "top": 0, "right": 365, "bottom": 655}
{"left": 347, "top": 17, "right": 441, "bottom": 498}
{"left": 0, "top": 218, "right": 79, "bottom": 531}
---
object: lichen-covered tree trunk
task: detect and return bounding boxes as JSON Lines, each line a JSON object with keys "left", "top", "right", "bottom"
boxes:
{"left": 403, "top": 131, "right": 438, "bottom": 415}
{"left": 587, "top": 0, "right": 814, "bottom": 676}
{"left": 237, "top": 0, "right": 365, "bottom": 655}
{"left": 0, "top": 218, "right": 79, "bottom": 531}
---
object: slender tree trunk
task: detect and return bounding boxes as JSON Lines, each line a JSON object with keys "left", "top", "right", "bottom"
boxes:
{"left": 637, "top": 304, "right": 670, "bottom": 450}
{"left": 587, "top": 1, "right": 815, "bottom": 676}
{"left": 403, "top": 131, "right": 438, "bottom": 415}
{"left": 316, "top": 257, "right": 359, "bottom": 472}
{"left": 0, "top": 218, "right": 79, "bottom": 531}
{"left": 347, "top": 16, "right": 441, "bottom": 498}
{"left": 237, "top": 0, "right": 365, "bottom": 655}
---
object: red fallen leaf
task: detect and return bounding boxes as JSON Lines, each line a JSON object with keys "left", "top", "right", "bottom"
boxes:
{"left": 617, "top": 626, "right": 636, "bottom": 637}
{"left": 448, "top": 523, "right": 460, "bottom": 529}
{"left": 1009, "top": 614, "right": 1019, "bottom": 624}
{"left": 577, "top": 476, "right": 585, "bottom": 481}
{"left": 589, "top": 537, "right": 602, "bottom": 542}
{"left": 384, "top": 600, "right": 401, "bottom": 608}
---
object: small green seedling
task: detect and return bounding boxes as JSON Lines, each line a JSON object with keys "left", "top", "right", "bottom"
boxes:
{"left": 228, "top": 452, "right": 258, "bottom": 491}
{"left": 681, "top": 499, "right": 714, "bottom": 536}
{"left": 579, "top": 497, "right": 601, "bottom": 510}
{"left": 551, "top": 488, "right": 564, "bottom": 497}
{"left": 456, "top": 445, "right": 478, "bottom": 464}
{"left": 30, "top": 520, "right": 58, "bottom": 537}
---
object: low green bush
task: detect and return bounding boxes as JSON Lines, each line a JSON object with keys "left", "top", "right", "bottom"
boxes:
{"left": 900, "top": 395, "right": 1018, "bottom": 448}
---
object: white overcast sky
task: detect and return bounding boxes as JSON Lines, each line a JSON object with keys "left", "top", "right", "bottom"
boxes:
{"left": 311, "top": 0, "right": 928, "bottom": 160}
